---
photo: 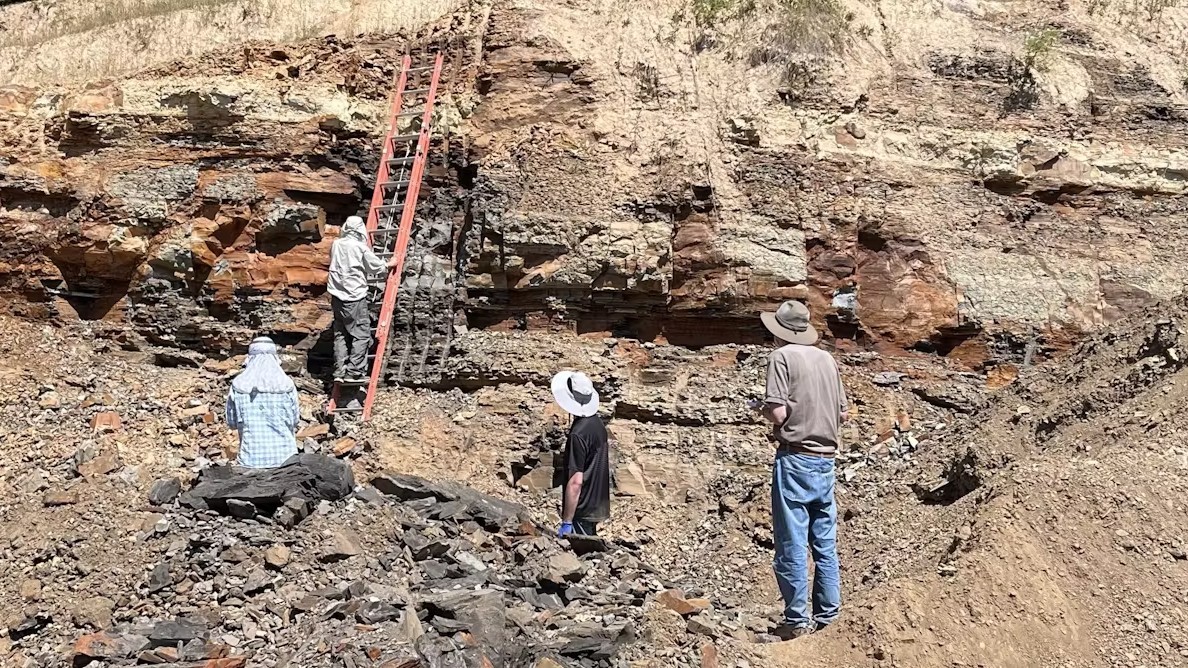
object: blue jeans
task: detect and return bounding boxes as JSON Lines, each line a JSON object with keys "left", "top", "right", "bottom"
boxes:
{"left": 772, "top": 452, "right": 841, "bottom": 628}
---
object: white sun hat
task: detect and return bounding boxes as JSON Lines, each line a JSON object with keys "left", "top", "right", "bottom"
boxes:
{"left": 550, "top": 370, "right": 600, "bottom": 417}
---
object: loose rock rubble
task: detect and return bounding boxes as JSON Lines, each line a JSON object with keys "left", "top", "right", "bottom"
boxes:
{"left": 51, "top": 468, "right": 759, "bottom": 668}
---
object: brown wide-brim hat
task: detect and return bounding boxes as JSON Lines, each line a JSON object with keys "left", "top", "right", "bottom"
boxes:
{"left": 760, "top": 300, "right": 819, "bottom": 345}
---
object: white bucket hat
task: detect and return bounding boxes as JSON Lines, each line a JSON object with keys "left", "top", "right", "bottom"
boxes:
{"left": 550, "top": 370, "right": 600, "bottom": 417}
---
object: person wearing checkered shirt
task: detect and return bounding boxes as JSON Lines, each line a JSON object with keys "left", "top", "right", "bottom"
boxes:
{"left": 226, "top": 337, "right": 300, "bottom": 468}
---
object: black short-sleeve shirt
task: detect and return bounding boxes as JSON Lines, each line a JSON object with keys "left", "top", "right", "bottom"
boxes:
{"left": 564, "top": 415, "right": 610, "bottom": 522}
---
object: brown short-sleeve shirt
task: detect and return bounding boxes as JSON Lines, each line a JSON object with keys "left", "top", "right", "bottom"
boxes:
{"left": 764, "top": 343, "right": 848, "bottom": 456}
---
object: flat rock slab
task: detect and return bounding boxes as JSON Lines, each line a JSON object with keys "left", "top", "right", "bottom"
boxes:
{"left": 148, "top": 618, "right": 208, "bottom": 647}
{"left": 370, "top": 472, "right": 527, "bottom": 530}
{"left": 73, "top": 632, "right": 150, "bottom": 665}
{"left": 566, "top": 534, "right": 610, "bottom": 556}
{"left": 320, "top": 529, "right": 364, "bottom": 562}
{"left": 179, "top": 454, "right": 353, "bottom": 521}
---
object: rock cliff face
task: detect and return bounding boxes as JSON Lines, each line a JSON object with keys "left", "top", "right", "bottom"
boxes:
{"left": 0, "top": 0, "right": 1186, "bottom": 377}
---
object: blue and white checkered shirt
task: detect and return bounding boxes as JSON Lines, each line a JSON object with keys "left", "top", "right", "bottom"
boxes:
{"left": 225, "top": 388, "right": 299, "bottom": 468}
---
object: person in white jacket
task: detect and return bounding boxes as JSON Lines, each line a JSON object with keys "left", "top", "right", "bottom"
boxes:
{"left": 327, "top": 216, "right": 397, "bottom": 383}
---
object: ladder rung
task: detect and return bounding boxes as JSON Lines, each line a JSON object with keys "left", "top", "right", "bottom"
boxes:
{"left": 397, "top": 110, "right": 424, "bottom": 117}
{"left": 336, "top": 379, "right": 369, "bottom": 387}
{"left": 387, "top": 157, "right": 416, "bottom": 166}
{"left": 380, "top": 180, "right": 411, "bottom": 190}
{"left": 335, "top": 406, "right": 365, "bottom": 413}
{"left": 390, "top": 133, "right": 420, "bottom": 143}
{"left": 372, "top": 225, "right": 402, "bottom": 233}
{"left": 404, "top": 88, "right": 431, "bottom": 95}
{"left": 374, "top": 204, "right": 404, "bottom": 213}
{"left": 406, "top": 66, "right": 435, "bottom": 73}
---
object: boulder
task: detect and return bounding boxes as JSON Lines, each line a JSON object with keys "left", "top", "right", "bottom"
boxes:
{"left": 243, "top": 568, "right": 274, "bottom": 595}
{"left": 545, "top": 552, "right": 586, "bottom": 583}
{"left": 19, "top": 578, "right": 41, "bottom": 601}
{"left": 71, "top": 596, "right": 115, "bottom": 630}
{"left": 356, "top": 601, "right": 402, "bottom": 624}
{"left": 77, "top": 450, "right": 121, "bottom": 477}
{"left": 89, "top": 411, "right": 122, "bottom": 432}
{"left": 321, "top": 529, "right": 363, "bottom": 562}
{"left": 566, "top": 534, "right": 610, "bottom": 556}
{"left": 423, "top": 589, "right": 507, "bottom": 655}
{"left": 686, "top": 612, "right": 720, "bottom": 638}
{"left": 264, "top": 545, "right": 291, "bottom": 570}
{"left": 179, "top": 454, "right": 353, "bottom": 523}
{"left": 146, "top": 561, "right": 172, "bottom": 592}
{"left": 656, "top": 589, "right": 709, "bottom": 616}
{"left": 44, "top": 487, "right": 80, "bottom": 506}
{"left": 147, "top": 477, "right": 182, "bottom": 505}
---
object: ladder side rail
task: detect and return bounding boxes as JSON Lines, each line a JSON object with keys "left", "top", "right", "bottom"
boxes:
{"left": 365, "top": 54, "right": 412, "bottom": 236}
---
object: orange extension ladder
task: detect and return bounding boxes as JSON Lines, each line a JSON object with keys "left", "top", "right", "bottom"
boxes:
{"left": 329, "top": 52, "right": 445, "bottom": 420}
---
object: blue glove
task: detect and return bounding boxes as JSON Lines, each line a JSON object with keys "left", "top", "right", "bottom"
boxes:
{"left": 558, "top": 522, "right": 574, "bottom": 538}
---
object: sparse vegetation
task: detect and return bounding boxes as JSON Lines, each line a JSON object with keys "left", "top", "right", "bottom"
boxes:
{"left": 632, "top": 62, "right": 662, "bottom": 101}
{"left": 750, "top": 0, "right": 852, "bottom": 89}
{"left": 1087, "top": 0, "right": 1179, "bottom": 24}
{"left": 672, "top": 0, "right": 852, "bottom": 88}
{"left": 0, "top": 0, "right": 462, "bottom": 84}
{"left": 768, "top": 0, "right": 853, "bottom": 56}
{"left": 1004, "top": 28, "right": 1060, "bottom": 113}
{"left": 0, "top": 0, "right": 235, "bottom": 49}
{"left": 691, "top": 0, "right": 737, "bottom": 28}
{"left": 1022, "top": 28, "right": 1059, "bottom": 72}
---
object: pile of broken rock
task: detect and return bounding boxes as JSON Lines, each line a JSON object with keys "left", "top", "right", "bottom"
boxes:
{"left": 54, "top": 460, "right": 742, "bottom": 668}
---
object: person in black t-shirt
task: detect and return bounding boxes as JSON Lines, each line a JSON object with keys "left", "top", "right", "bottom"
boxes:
{"left": 550, "top": 370, "right": 610, "bottom": 536}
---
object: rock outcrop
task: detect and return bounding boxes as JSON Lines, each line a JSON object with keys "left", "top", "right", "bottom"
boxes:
{"left": 0, "top": 0, "right": 1185, "bottom": 379}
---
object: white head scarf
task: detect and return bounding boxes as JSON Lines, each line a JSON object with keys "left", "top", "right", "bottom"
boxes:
{"left": 231, "top": 337, "right": 296, "bottom": 394}
{"left": 342, "top": 215, "right": 368, "bottom": 242}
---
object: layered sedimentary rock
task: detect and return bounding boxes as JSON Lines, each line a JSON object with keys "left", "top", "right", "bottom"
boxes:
{"left": 0, "top": 26, "right": 476, "bottom": 374}
{"left": 0, "top": 0, "right": 1185, "bottom": 378}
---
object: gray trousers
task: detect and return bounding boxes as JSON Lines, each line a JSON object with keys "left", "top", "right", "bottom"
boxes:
{"left": 332, "top": 296, "right": 371, "bottom": 377}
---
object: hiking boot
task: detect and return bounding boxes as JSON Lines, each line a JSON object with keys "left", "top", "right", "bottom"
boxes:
{"left": 771, "top": 624, "right": 814, "bottom": 641}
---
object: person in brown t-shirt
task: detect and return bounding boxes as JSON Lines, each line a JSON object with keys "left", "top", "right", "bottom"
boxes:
{"left": 753, "top": 300, "right": 849, "bottom": 640}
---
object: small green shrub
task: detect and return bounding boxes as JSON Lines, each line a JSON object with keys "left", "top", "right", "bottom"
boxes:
{"left": 691, "top": 0, "right": 738, "bottom": 28}
{"left": 1022, "top": 28, "right": 1059, "bottom": 71}
{"left": 1004, "top": 28, "right": 1058, "bottom": 112}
